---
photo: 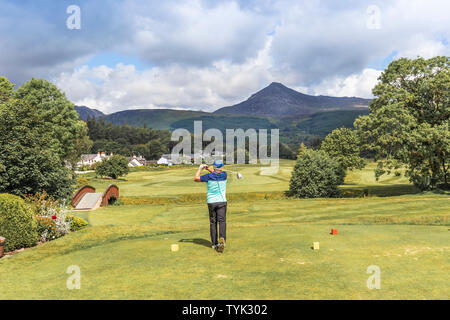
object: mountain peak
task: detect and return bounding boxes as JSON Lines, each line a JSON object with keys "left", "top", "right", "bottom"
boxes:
{"left": 268, "top": 82, "right": 285, "bottom": 87}
{"left": 214, "top": 83, "right": 371, "bottom": 117}
{"left": 265, "top": 82, "right": 292, "bottom": 91}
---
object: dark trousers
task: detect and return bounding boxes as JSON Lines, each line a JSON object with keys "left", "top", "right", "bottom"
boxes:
{"left": 208, "top": 202, "right": 227, "bottom": 245}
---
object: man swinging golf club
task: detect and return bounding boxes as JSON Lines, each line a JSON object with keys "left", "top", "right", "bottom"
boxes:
{"left": 194, "top": 159, "right": 227, "bottom": 253}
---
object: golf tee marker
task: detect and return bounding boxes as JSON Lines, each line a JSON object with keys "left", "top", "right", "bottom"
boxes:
{"left": 331, "top": 228, "right": 338, "bottom": 235}
{"left": 171, "top": 244, "right": 179, "bottom": 252}
{"left": 313, "top": 242, "right": 320, "bottom": 250}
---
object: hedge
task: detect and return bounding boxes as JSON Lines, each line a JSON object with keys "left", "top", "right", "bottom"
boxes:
{"left": 0, "top": 193, "right": 38, "bottom": 252}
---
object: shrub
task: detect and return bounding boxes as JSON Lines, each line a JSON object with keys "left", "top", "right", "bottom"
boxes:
{"left": 24, "top": 191, "right": 71, "bottom": 240}
{"left": 76, "top": 177, "right": 89, "bottom": 188}
{"left": 66, "top": 214, "right": 88, "bottom": 232}
{"left": 23, "top": 191, "right": 58, "bottom": 216}
{"left": 0, "top": 193, "right": 38, "bottom": 252}
{"left": 289, "top": 150, "right": 342, "bottom": 198}
{"left": 77, "top": 164, "right": 93, "bottom": 171}
{"left": 96, "top": 155, "right": 129, "bottom": 179}
{"left": 35, "top": 216, "right": 58, "bottom": 242}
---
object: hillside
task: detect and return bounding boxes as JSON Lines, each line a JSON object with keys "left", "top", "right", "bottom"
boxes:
{"left": 171, "top": 114, "right": 277, "bottom": 132}
{"left": 74, "top": 105, "right": 105, "bottom": 120}
{"left": 76, "top": 106, "right": 366, "bottom": 151}
{"left": 214, "top": 82, "right": 371, "bottom": 117}
{"left": 278, "top": 109, "right": 369, "bottom": 146}
{"left": 102, "top": 109, "right": 209, "bottom": 130}
{"left": 83, "top": 108, "right": 277, "bottom": 131}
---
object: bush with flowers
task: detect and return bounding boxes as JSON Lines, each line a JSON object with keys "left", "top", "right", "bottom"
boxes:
{"left": 24, "top": 191, "right": 87, "bottom": 242}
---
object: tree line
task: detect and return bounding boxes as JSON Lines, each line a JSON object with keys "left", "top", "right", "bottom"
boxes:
{"left": 86, "top": 117, "right": 174, "bottom": 160}
{"left": 85, "top": 117, "right": 297, "bottom": 161}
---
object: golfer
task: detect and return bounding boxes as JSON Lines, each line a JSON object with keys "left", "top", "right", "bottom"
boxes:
{"left": 194, "top": 160, "right": 227, "bottom": 253}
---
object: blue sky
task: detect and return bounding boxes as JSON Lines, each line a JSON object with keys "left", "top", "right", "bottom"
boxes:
{"left": 0, "top": 0, "right": 449, "bottom": 113}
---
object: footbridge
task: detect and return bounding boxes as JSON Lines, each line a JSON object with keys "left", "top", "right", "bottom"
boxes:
{"left": 72, "top": 185, "right": 119, "bottom": 210}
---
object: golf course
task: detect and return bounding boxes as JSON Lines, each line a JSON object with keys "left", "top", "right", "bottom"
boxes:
{"left": 0, "top": 160, "right": 448, "bottom": 300}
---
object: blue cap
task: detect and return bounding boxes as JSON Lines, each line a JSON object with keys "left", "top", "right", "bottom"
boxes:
{"left": 213, "top": 160, "right": 224, "bottom": 169}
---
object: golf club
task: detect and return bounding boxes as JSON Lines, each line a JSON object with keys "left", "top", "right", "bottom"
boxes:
{"left": 203, "top": 164, "right": 243, "bottom": 180}
{"left": 226, "top": 169, "right": 243, "bottom": 180}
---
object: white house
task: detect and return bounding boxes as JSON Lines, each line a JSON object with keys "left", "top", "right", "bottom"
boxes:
{"left": 156, "top": 151, "right": 224, "bottom": 166}
{"left": 77, "top": 152, "right": 111, "bottom": 167}
{"left": 78, "top": 152, "right": 147, "bottom": 168}
{"left": 157, "top": 154, "right": 171, "bottom": 165}
{"left": 128, "top": 155, "right": 146, "bottom": 167}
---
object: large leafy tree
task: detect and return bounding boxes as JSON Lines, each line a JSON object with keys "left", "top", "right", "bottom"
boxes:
{"left": 13, "top": 78, "right": 88, "bottom": 162}
{"left": 321, "top": 127, "right": 365, "bottom": 171}
{"left": 0, "top": 76, "right": 15, "bottom": 103}
{"left": 0, "top": 77, "right": 91, "bottom": 199}
{"left": 355, "top": 56, "right": 449, "bottom": 190}
{"left": 0, "top": 99, "right": 73, "bottom": 199}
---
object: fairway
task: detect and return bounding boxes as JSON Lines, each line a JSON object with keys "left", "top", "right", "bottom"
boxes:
{"left": 0, "top": 161, "right": 449, "bottom": 299}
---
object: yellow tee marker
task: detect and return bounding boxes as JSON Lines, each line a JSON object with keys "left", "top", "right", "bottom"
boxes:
{"left": 313, "top": 242, "right": 320, "bottom": 250}
{"left": 171, "top": 244, "right": 179, "bottom": 252}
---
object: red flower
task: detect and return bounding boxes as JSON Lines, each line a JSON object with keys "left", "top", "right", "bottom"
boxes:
{"left": 52, "top": 215, "right": 57, "bottom": 220}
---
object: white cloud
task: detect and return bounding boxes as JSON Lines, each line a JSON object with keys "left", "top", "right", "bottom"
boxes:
{"left": 3, "top": 0, "right": 449, "bottom": 110}
{"left": 123, "top": 0, "right": 272, "bottom": 66}
{"left": 55, "top": 38, "right": 382, "bottom": 113}
{"left": 54, "top": 38, "right": 277, "bottom": 113}
{"left": 298, "top": 68, "right": 382, "bottom": 98}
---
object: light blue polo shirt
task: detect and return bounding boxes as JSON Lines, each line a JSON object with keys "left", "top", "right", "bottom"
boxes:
{"left": 200, "top": 172, "right": 227, "bottom": 204}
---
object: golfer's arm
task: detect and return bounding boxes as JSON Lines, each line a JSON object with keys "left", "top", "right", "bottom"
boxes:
{"left": 194, "top": 168, "right": 203, "bottom": 182}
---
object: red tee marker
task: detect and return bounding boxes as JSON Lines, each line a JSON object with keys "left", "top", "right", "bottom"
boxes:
{"left": 331, "top": 228, "right": 338, "bottom": 235}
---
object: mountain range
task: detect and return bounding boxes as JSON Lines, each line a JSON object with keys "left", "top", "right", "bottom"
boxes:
{"left": 75, "top": 82, "right": 371, "bottom": 145}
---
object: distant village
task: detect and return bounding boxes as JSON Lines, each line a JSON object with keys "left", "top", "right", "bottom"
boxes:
{"left": 77, "top": 151, "right": 225, "bottom": 169}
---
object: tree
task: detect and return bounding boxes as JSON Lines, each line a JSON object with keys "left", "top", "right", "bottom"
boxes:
{"left": 355, "top": 56, "right": 449, "bottom": 190}
{"left": 13, "top": 78, "right": 85, "bottom": 162}
{"left": 0, "top": 77, "right": 89, "bottom": 200}
{"left": 296, "top": 143, "right": 307, "bottom": 160}
{"left": 146, "top": 140, "right": 168, "bottom": 160}
{"left": 95, "top": 155, "right": 130, "bottom": 179}
{"left": 85, "top": 117, "right": 173, "bottom": 159}
{"left": 321, "top": 128, "right": 365, "bottom": 171}
{"left": 279, "top": 142, "right": 296, "bottom": 160}
{"left": 0, "top": 76, "right": 15, "bottom": 104}
{"left": 0, "top": 98, "right": 74, "bottom": 199}
{"left": 289, "top": 149, "right": 342, "bottom": 198}
{"left": 67, "top": 121, "right": 93, "bottom": 169}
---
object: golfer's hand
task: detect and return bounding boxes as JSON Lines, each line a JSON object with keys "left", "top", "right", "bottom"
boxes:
{"left": 199, "top": 164, "right": 206, "bottom": 170}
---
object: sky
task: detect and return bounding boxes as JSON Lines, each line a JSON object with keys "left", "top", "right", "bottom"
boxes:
{"left": 1, "top": 0, "right": 449, "bottom": 114}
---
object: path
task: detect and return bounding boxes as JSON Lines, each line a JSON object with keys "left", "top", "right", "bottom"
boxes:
{"left": 74, "top": 192, "right": 103, "bottom": 210}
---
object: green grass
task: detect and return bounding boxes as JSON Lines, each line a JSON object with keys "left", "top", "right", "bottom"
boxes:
{"left": 1, "top": 161, "right": 449, "bottom": 299}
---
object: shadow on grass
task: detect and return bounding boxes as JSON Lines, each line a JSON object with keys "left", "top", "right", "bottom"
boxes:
{"left": 340, "top": 184, "right": 421, "bottom": 197}
{"left": 179, "top": 238, "right": 211, "bottom": 248}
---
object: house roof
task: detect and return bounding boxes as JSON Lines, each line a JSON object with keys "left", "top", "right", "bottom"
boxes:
{"left": 80, "top": 154, "right": 98, "bottom": 161}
